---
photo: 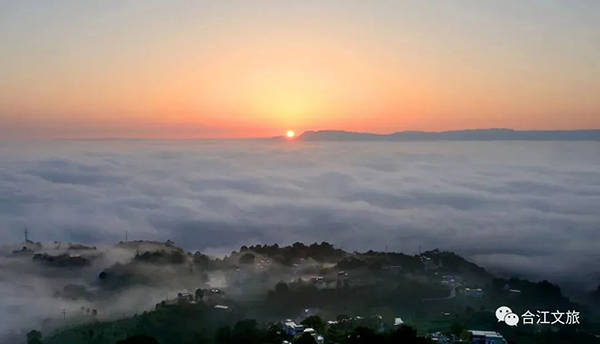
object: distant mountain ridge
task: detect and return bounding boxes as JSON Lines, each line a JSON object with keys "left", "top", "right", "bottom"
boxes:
{"left": 296, "top": 129, "right": 600, "bottom": 141}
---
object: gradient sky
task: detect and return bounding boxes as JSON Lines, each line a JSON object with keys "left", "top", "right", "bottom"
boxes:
{"left": 1, "top": 1, "right": 599, "bottom": 138}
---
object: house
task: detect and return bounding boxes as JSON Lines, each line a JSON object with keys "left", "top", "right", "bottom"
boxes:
{"left": 204, "top": 288, "right": 226, "bottom": 304}
{"left": 420, "top": 256, "right": 440, "bottom": 270}
{"left": 302, "top": 328, "right": 325, "bottom": 343}
{"left": 464, "top": 288, "right": 484, "bottom": 297}
{"left": 382, "top": 265, "right": 402, "bottom": 274}
{"left": 310, "top": 275, "right": 324, "bottom": 282}
{"left": 282, "top": 320, "right": 304, "bottom": 336}
{"left": 177, "top": 290, "right": 194, "bottom": 302}
{"left": 441, "top": 274, "right": 455, "bottom": 285}
{"left": 508, "top": 289, "right": 521, "bottom": 297}
{"left": 468, "top": 330, "right": 507, "bottom": 344}
{"left": 430, "top": 331, "right": 450, "bottom": 343}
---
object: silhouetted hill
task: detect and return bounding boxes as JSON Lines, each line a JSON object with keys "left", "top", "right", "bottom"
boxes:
{"left": 296, "top": 129, "right": 600, "bottom": 141}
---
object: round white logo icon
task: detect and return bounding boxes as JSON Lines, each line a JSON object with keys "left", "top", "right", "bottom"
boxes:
{"left": 495, "top": 306, "right": 512, "bottom": 322}
{"left": 504, "top": 312, "right": 519, "bottom": 326}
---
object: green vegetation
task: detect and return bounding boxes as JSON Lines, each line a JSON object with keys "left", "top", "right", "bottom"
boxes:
{"left": 27, "top": 241, "right": 600, "bottom": 344}
{"left": 41, "top": 305, "right": 433, "bottom": 344}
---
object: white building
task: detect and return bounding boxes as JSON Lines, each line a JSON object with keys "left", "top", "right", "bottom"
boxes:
{"left": 468, "top": 330, "right": 507, "bottom": 344}
{"left": 282, "top": 320, "right": 304, "bottom": 336}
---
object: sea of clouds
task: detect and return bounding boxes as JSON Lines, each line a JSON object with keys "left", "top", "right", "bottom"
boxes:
{"left": 1, "top": 139, "right": 599, "bottom": 293}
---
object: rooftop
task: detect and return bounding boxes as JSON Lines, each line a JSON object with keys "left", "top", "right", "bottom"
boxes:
{"left": 469, "top": 330, "right": 505, "bottom": 338}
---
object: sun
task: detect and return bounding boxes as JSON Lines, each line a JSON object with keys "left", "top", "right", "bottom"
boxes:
{"left": 285, "top": 130, "right": 295, "bottom": 138}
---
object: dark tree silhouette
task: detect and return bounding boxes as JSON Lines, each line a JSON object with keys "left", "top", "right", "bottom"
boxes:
{"left": 294, "top": 333, "right": 317, "bottom": 344}
{"left": 26, "top": 330, "right": 42, "bottom": 344}
{"left": 275, "top": 281, "right": 289, "bottom": 294}
{"left": 239, "top": 253, "right": 256, "bottom": 264}
{"left": 116, "top": 334, "right": 160, "bottom": 344}
{"left": 195, "top": 288, "right": 205, "bottom": 301}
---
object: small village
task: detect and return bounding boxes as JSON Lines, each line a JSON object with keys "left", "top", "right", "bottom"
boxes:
{"left": 4, "top": 239, "right": 596, "bottom": 344}
{"left": 145, "top": 243, "right": 535, "bottom": 344}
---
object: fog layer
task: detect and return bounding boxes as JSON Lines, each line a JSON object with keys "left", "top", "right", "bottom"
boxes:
{"left": 1, "top": 139, "right": 599, "bottom": 289}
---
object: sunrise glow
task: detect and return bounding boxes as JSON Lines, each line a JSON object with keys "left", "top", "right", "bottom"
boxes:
{"left": 286, "top": 130, "right": 295, "bottom": 139}
{"left": 1, "top": 2, "right": 599, "bottom": 139}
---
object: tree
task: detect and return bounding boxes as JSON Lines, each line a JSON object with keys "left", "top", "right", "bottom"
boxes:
{"left": 336, "top": 314, "right": 349, "bottom": 322}
{"left": 231, "top": 319, "right": 261, "bottom": 344}
{"left": 449, "top": 322, "right": 465, "bottom": 338}
{"left": 347, "top": 327, "right": 383, "bottom": 344}
{"left": 26, "top": 330, "right": 42, "bottom": 344}
{"left": 239, "top": 253, "right": 256, "bottom": 265}
{"left": 301, "top": 315, "right": 325, "bottom": 334}
{"left": 193, "top": 251, "right": 210, "bottom": 267}
{"left": 389, "top": 325, "right": 417, "bottom": 342}
{"left": 195, "top": 288, "right": 205, "bottom": 301}
{"left": 215, "top": 326, "right": 232, "bottom": 344}
{"left": 294, "top": 333, "right": 317, "bottom": 344}
{"left": 116, "top": 334, "right": 159, "bottom": 344}
{"left": 264, "top": 324, "right": 288, "bottom": 344}
{"left": 275, "top": 281, "right": 289, "bottom": 294}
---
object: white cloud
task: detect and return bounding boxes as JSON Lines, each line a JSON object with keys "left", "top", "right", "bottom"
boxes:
{"left": 0, "top": 139, "right": 599, "bottom": 290}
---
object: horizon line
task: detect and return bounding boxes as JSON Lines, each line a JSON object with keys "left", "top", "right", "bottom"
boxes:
{"left": 2, "top": 127, "right": 600, "bottom": 141}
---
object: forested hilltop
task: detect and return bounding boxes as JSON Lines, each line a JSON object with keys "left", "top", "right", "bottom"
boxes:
{"left": 8, "top": 241, "right": 599, "bottom": 344}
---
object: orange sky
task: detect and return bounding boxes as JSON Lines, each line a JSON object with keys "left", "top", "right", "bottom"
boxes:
{"left": 1, "top": 1, "right": 599, "bottom": 138}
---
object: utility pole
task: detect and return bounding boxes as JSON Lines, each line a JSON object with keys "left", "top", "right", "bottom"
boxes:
{"left": 125, "top": 231, "right": 128, "bottom": 241}
{"left": 62, "top": 308, "right": 66, "bottom": 322}
{"left": 24, "top": 227, "right": 29, "bottom": 242}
